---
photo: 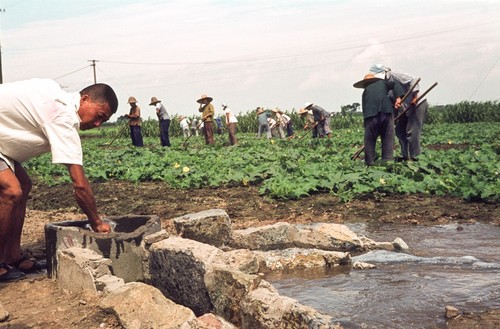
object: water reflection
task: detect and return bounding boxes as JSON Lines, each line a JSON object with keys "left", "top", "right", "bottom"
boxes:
{"left": 267, "top": 223, "right": 500, "bottom": 329}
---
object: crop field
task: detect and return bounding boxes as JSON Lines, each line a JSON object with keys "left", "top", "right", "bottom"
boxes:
{"left": 26, "top": 117, "right": 499, "bottom": 203}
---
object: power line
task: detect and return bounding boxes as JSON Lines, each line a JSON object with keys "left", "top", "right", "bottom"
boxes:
{"left": 52, "top": 65, "right": 90, "bottom": 80}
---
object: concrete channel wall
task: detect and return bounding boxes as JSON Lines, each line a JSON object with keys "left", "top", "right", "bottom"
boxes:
{"left": 48, "top": 209, "right": 402, "bottom": 329}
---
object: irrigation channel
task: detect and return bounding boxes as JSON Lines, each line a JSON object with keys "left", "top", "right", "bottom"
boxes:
{"left": 266, "top": 222, "right": 500, "bottom": 329}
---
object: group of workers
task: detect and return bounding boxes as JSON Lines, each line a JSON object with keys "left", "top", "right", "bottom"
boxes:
{"left": 0, "top": 63, "right": 428, "bottom": 282}
{"left": 354, "top": 64, "right": 428, "bottom": 165}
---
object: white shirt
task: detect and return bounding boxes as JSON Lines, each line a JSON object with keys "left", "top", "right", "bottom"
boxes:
{"left": 180, "top": 118, "right": 190, "bottom": 129}
{"left": 223, "top": 107, "right": 238, "bottom": 124}
{"left": 0, "top": 78, "right": 83, "bottom": 169}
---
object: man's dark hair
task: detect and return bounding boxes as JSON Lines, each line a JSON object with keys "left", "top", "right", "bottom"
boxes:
{"left": 80, "top": 83, "right": 119, "bottom": 114}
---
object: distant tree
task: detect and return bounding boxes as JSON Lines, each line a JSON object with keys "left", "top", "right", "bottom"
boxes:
{"left": 340, "top": 103, "right": 360, "bottom": 114}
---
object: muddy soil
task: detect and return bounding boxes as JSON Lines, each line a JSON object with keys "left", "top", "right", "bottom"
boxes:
{"left": 1, "top": 181, "right": 498, "bottom": 328}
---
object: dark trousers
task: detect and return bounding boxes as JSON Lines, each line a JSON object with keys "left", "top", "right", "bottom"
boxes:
{"left": 228, "top": 123, "right": 238, "bottom": 145}
{"left": 363, "top": 112, "right": 394, "bottom": 165}
{"left": 130, "top": 125, "right": 143, "bottom": 147}
{"left": 286, "top": 122, "right": 294, "bottom": 137}
{"left": 159, "top": 119, "right": 171, "bottom": 147}
{"left": 204, "top": 121, "right": 215, "bottom": 145}
{"left": 395, "top": 100, "right": 428, "bottom": 159}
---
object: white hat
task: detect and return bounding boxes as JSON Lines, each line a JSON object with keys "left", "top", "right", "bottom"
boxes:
{"left": 304, "top": 102, "right": 313, "bottom": 109}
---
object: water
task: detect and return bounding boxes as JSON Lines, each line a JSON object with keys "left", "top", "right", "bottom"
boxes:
{"left": 267, "top": 222, "right": 500, "bottom": 329}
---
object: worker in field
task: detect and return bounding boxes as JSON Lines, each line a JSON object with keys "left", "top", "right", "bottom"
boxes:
{"left": 0, "top": 79, "right": 118, "bottom": 282}
{"left": 179, "top": 115, "right": 191, "bottom": 138}
{"left": 256, "top": 107, "right": 272, "bottom": 139}
{"left": 221, "top": 103, "right": 238, "bottom": 145}
{"left": 150, "top": 96, "right": 171, "bottom": 147}
{"left": 369, "top": 64, "right": 428, "bottom": 161}
{"left": 304, "top": 102, "right": 332, "bottom": 138}
{"left": 272, "top": 108, "right": 286, "bottom": 139}
{"left": 126, "top": 96, "right": 143, "bottom": 147}
{"left": 298, "top": 107, "right": 317, "bottom": 138}
{"left": 197, "top": 94, "right": 215, "bottom": 145}
{"left": 353, "top": 73, "right": 404, "bottom": 165}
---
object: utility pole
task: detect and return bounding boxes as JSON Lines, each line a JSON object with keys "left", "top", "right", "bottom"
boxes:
{"left": 88, "top": 59, "right": 99, "bottom": 84}
{"left": 0, "top": 8, "right": 5, "bottom": 84}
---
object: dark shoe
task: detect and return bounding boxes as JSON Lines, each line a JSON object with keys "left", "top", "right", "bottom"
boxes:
{"left": 8, "top": 257, "right": 47, "bottom": 273}
{"left": 395, "top": 156, "right": 408, "bottom": 162}
{"left": 0, "top": 263, "right": 26, "bottom": 282}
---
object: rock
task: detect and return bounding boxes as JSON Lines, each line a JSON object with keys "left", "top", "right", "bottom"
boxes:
{"left": 352, "top": 261, "right": 376, "bottom": 270}
{"left": 100, "top": 282, "right": 196, "bottom": 329}
{"left": 173, "top": 209, "right": 232, "bottom": 247}
{"left": 0, "top": 302, "right": 9, "bottom": 322}
{"left": 253, "top": 248, "right": 350, "bottom": 272}
{"left": 240, "top": 281, "right": 341, "bottom": 329}
{"left": 393, "top": 237, "right": 409, "bottom": 250}
{"left": 94, "top": 274, "right": 125, "bottom": 294}
{"left": 149, "top": 237, "right": 224, "bottom": 315}
{"left": 191, "top": 313, "right": 238, "bottom": 329}
{"left": 216, "top": 249, "right": 260, "bottom": 274}
{"left": 445, "top": 305, "right": 460, "bottom": 319}
{"left": 57, "top": 247, "right": 112, "bottom": 294}
{"left": 231, "top": 222, "right": 366, "bottom": 252}
{"left": 205, "top": 266, "right": 262, "bottom": 327}
{"left": 230, "top": 222, "right": 298, "bottom": 250}
{"left": 144, "top": 229, "right": 169, "bottom": 245}
{"left": 294, "top": 223, "right": 364, "bottom": 251}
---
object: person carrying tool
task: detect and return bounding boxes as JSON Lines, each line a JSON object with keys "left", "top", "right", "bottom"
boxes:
{"left": 0, "top": 79, "right": 118, "bottom": 282}
{"left": 256, "top": 107, "right": 272, "bottom": 139}
{"left": 197, "top": 94, "right": 215, "bottom": 145}
{"left": 370, "top": 64, "right": 428, "bottom": 161}
{"left": 353, "top": 73, "right": 404, "bottom": 165}
{"left": 222, "top": 103, "right": 238, "bottom": 145}
{"left": 150, "top": 96, "right": 171, "bottom": 147}
{"left": 126, "top": 96, "right": 143, "bottom": 147}
{"left": 304, "top": 102, "right": 332, "bottom": 138}
{"left": 297, "top": 107, "right": 317, "bottom": 138}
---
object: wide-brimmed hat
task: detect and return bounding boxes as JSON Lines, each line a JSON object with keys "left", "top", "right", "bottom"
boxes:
{"left": 128, "top": 96, "right": 137, "bottom": 104}
{"left": 353, "top": 74, "right": 383, "bottom": 89}
{"left": 179, "top": 115, "right": 185, "bottom": 120}
{"left": 256, "top": 107, "right": 264, "bottom": 114}
{"left": 298, "top": 108, "right": 308, "bottom": 115}
{"left": 304, "top": 102, "right": 313, "bottom": 109}
{"left": 197, "top": 94, "right": 213, "bottom": 103}
{"left": 149, "top": 97, "right": 161, "bottom": 105}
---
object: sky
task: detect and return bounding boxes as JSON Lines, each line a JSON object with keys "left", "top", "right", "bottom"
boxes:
{"left": 1, "top": 0, "right": 499, "bottom": 121}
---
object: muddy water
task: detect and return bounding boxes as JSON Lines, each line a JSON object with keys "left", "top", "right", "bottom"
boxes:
{"left": 267, "top": 222, "right": 500, "bottom": 329}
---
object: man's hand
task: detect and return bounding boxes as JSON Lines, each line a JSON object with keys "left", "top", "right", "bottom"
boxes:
{"left": 394, "top": 97, "right": 402, "bottom": 109}
{"left": 91, "top": 220, "right": 111, "bottom": 233}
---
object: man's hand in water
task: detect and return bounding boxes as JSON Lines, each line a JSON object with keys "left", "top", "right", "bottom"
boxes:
{"left": 91, "top": 220, "right": 111, "bottom": 233}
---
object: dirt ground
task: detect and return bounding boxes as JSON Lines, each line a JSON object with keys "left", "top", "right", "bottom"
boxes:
{"left": 1, "top": 181, "right": 498, "bottom": 329}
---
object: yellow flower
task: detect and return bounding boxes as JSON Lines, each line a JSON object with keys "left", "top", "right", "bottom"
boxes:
{"left": 242, "top": 178, "right": 249, "bottom": 186}
{"left": 448, "top": 140, "right": 453, "bottom": 144}
{"left": 270, "top": 140, "right": 275, "bottom": 144}
{"left": 379, "top": 178, "right": 386, "bottom": 185}
{"left": 183, "top": 166, "right": 190, "bottom": 173}
{"left": 173, "top": 163, "right": 180, "bottom": 168}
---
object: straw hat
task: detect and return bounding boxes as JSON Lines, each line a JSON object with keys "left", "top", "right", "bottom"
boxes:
{"left": 298, "top": 108, "right": 308, "bottom": 115}
{"left": 197, "top": 94, "right": 213, "bottom": 103}
{"left": 127, "top": 96, "right": 137, "bottom": 104}
{"left": 353, "top": 73, "right": 383, "bottom": 89}
{"left": 256, "top": 107, "right": 264, "bottom": 114}
{"left": 179, "top": 115, "right": 185, "bottom": 120}
{"left": 149, "top": 97, "right": 161, "bottom": 105}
